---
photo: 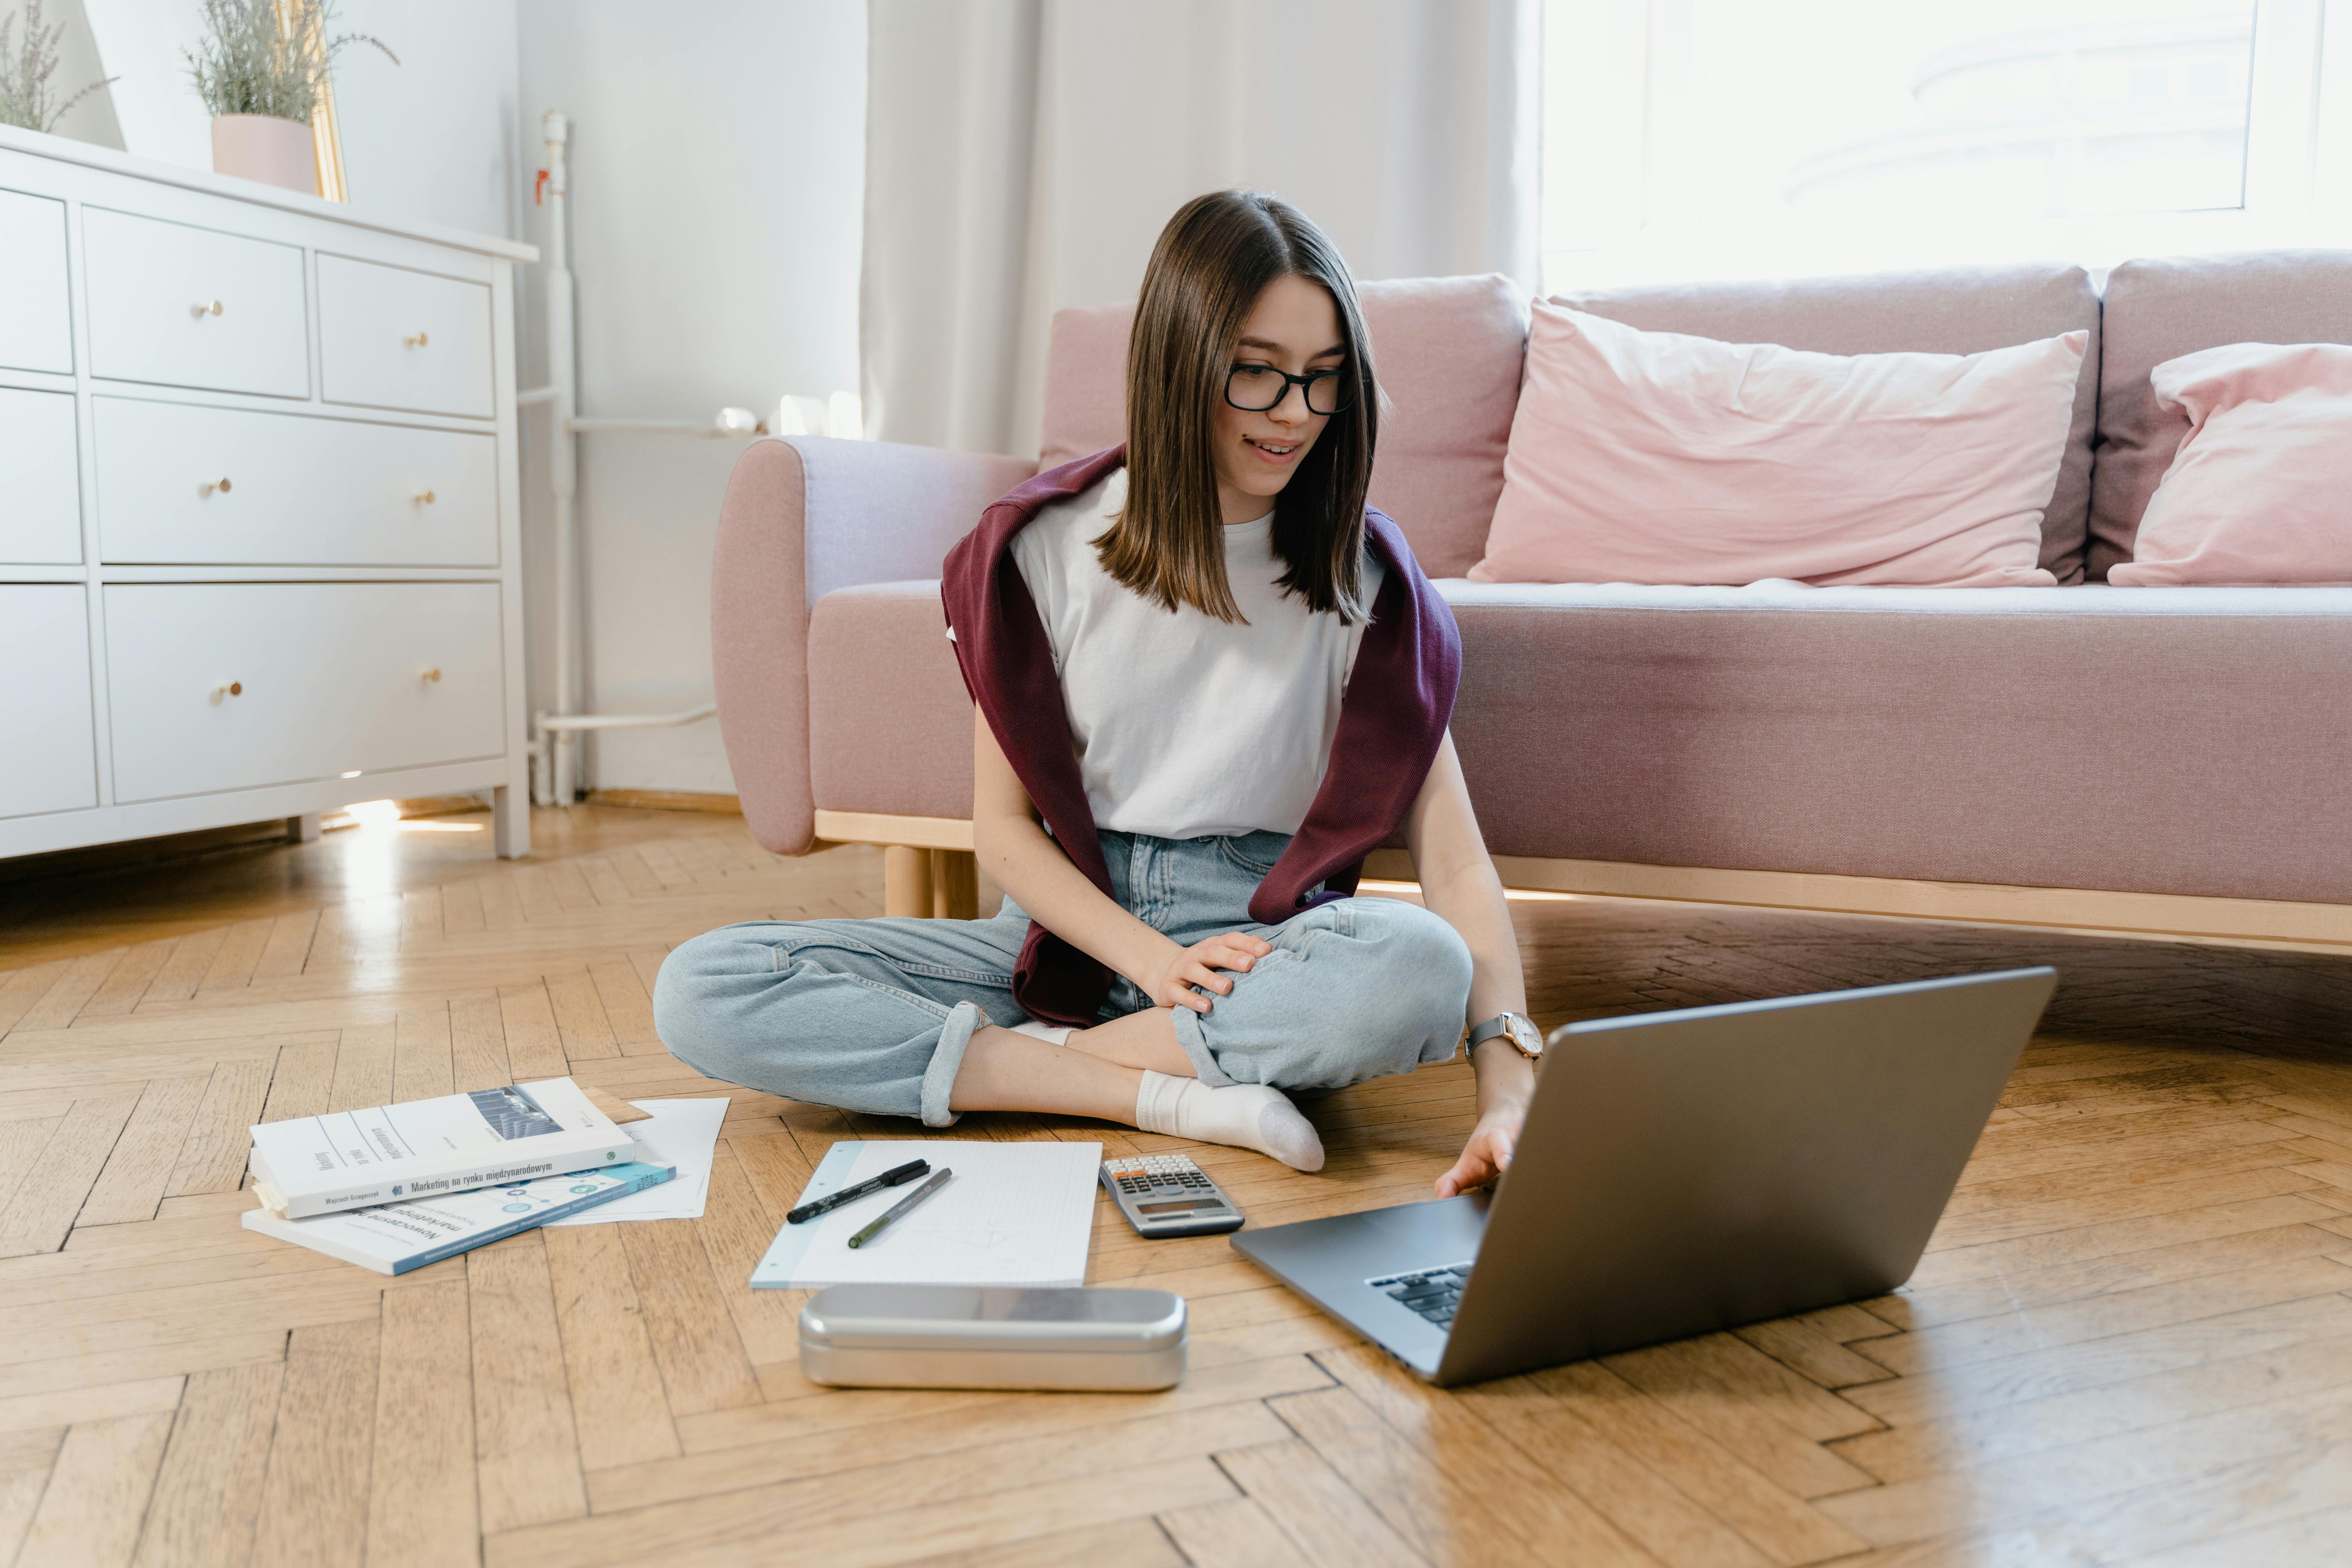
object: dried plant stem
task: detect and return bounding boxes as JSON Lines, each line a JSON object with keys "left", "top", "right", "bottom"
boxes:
{"left": 185, "top": 0, "right": 397, "bottom": 124}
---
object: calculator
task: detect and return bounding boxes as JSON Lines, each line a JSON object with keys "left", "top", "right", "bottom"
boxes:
{"left": 1099, "top": 1153, "right": 1245, "bottom": 1237}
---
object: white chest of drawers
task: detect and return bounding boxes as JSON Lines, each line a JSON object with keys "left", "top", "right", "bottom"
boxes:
{"left": 0, "top": 123, "right": 535, "bottom": 860}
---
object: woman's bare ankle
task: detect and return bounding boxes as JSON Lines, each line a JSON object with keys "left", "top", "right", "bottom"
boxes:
{"left": 949, "top": 1025, "right": 1143, "bottom": 1122}
{"left": 1064, "top": 1010, "right": 1196, "bottom": 1076}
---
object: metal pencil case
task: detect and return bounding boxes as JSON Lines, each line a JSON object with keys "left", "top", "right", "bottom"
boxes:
{"left": 797, "top": 1284, "right": 1186, "bottom": 1391}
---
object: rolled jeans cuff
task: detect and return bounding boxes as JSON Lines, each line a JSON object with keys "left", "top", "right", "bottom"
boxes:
{"left": 1170, "top": 1007, "right": 1238, "bottom": 1088}
{"left": 919, "top": 1000, "right": 985, "bottom": 1127}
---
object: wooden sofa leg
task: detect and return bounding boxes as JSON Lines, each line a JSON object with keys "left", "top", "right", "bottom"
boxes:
{"left": 884, "top": 846, "right": 933, "bottom": 917}
{"left": 931, "top": 849, "right": 979, "bottom": 920}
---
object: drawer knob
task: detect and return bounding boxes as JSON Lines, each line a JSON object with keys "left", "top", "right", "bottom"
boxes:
{"left": 212, "top": 680, "right": 244, "bottom": 700}
{"left": 421, "top": 667, "right": 443, "bottom": 683}
{"left": 405, "top": 331, "right": 429, "bottom": 347}
{"left": 201, "top": 477, "right": 232, "bottom": 497}
{"left": 193, "top": 299, "right": 223, "bottom": 318}
{"left": 413, "top": 489, "right": 436, "bottom": 505}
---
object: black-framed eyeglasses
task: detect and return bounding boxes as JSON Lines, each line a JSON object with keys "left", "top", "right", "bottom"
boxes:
{"left": 1225, "top": 363, "right": 1353, "bottom": 416}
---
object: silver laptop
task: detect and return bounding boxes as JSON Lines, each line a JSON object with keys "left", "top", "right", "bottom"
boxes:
{"left": 1232, "top": 967, "right": 2056, "bottom": 1387}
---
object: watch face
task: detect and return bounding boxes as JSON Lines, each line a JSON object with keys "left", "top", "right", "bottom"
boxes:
{"left": 1506, "top": 1014, "right": 1544, "bottom": 1056}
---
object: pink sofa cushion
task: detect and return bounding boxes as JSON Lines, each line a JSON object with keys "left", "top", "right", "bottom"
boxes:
{"left": 1470, "top": 304, "right": 2082, "bottom": 588}
{"left": 2109, "top": 342, "right": 2352, "bottom": 586}
{"left": 2091, "top": 250, "right": 2352, "bottom": 579}
{"left": 1555, "top": 263, "right": 2101, "bottom": 584}
{"left": 1038, "top": 274, "right": 1527, "bottom": 578}
{"left": 1437, "top": 581, "right": 2352, "bottom": 903}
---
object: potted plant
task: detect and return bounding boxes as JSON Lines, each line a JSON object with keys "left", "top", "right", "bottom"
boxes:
{"left": 185, "top": 0, "right": 394, "bottom": 194}
{"left": 0, "top": 0, "right": 116, "bottom": 135}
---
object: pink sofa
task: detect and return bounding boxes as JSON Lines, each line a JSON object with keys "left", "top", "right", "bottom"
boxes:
{"left": 711, "top": 253, "right": 2352, "bottom": 938}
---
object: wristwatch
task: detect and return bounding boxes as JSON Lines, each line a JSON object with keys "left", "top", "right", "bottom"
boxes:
{"left": 1466, "top": 1011, "right": 1543, "bottom": 1062}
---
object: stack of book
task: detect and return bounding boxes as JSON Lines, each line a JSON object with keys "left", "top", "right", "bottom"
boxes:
{"left": 242, "top": 1077, "right": 674, "bottom": 1274}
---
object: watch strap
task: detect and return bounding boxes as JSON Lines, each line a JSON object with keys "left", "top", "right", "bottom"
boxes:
{"left": 1466, "top": 1013, "right": 1523, "bottom": 1050}
{"left": 1467, "top": 1012, "right": 1542, "bottom": 1060}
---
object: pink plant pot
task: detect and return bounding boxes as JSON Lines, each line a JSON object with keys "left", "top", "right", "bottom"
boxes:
{"left": 211, "top": 114, "right": 317, "bottom": 194}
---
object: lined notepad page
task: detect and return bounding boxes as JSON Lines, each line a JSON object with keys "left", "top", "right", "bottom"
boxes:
{"left": 751, "top": 1139, "right": 1100, "bottom": 1290}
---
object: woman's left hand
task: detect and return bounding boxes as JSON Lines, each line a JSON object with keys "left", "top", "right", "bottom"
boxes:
{"left": 1435, "top": 1102, "right": 1525, "bottom": 1198}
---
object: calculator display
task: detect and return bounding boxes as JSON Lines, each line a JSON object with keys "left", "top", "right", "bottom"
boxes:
{"left": 1136, "top": 1198, "right": 1228, "bottom": 1215}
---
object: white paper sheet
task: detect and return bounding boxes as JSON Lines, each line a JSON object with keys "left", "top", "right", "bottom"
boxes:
{"left": 544, "top": 1098, "right": 728, "bottom": 1225}
{"left": 751, "top": 1139, "right": 1100, "bottom": 1290}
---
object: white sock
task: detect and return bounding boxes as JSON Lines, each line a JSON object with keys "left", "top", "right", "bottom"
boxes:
{"left": 1134, "top": 1070, "right": 1324, "bottom": 1172}
{"left": 1010, "top": 1020, "right": 1073, "bottom": 1045}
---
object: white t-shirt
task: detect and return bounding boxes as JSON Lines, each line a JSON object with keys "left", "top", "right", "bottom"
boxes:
{"left": 1009, "top": 469, "right": 1385, "bottom": 840}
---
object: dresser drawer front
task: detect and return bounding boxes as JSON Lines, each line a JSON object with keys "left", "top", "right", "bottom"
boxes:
{"left": 319, "top": 255, "right": 494, "bottom": 418}
{"left": 95, "top": 399, "right": 497, "bottom": 566}
{"left": 0, "top": 586, "right": 99, "bottom": 818}
{"left": 0, "top": 387, "right": 82, "bottom": 563}
{"left": 105, "top": 583, "right": 505, "bottom": 802}
{"left": 0, "top": 187, "right": 73, "bottom": 374}
{"left": 84, "top": 209, "right": 309, "bottom": 397}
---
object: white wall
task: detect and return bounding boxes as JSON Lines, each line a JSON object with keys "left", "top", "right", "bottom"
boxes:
{"left": 78, "top": 0, "right": 209, "bottom": 166}
{"left": 335, "top": 0, "right": 523, "bottom": 242}
{"left": 515, "top": 1, "right": 866, "bottom": 795}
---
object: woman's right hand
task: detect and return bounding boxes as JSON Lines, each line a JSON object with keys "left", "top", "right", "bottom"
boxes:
{"left": 1145, "top": 932, "right": 1274, "bottom": 1014}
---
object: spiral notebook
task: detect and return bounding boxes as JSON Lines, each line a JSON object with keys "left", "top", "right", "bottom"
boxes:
{"left": 751, "top": 1139, "right": 1100, "bottom": 1290}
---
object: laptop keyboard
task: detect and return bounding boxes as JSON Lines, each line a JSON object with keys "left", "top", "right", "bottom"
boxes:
{"left": 1368, "top": 1261, "right": 1475, "bottom": 1330}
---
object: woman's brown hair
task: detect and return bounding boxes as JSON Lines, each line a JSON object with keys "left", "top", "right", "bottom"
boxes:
{"left": 1096, "top": 189, "right": 1379, "bottom": 623}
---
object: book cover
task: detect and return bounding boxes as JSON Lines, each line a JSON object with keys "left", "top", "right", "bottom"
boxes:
{"left": 241, "top": 1160, "right": 677, "bottom": 1275}
{"left": 248, "top": 1077, "right": 638, "bottom": 1219}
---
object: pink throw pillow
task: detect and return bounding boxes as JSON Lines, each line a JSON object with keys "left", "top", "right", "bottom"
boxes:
{"left": 2108, "top": 342, "right": 2352, "bottom": 586}
{"left": 1468, "top": 304, "right": 2086, "bottom": 588}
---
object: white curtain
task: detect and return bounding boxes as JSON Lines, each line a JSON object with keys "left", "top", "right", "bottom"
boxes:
{"left": 862, "top": 0, "right": 1542, "bottom": 456}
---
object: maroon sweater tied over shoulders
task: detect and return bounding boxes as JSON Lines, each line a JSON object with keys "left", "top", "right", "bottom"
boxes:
{"left": 939, "top": 446, "right": 1462, "bottom": 1028}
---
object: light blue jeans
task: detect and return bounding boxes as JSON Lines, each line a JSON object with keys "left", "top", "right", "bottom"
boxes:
{"left": 653, "top": 829, "right": 1474, "bottom": 1126}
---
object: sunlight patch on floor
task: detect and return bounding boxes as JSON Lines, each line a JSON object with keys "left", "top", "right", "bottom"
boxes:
{"left": 325, "top": 800, "right": 485, "bottom": 833}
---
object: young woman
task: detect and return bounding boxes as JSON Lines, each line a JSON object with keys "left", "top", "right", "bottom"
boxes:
{"left": 656, "top": 190, "right": 1537, "bottom": 1196}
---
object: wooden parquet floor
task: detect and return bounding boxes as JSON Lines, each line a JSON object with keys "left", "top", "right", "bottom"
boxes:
{"left": 3, "top": 808, "right": 2352, "bottom": 1567}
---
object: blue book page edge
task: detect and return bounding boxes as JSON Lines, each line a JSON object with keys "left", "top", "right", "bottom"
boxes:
{"left": 392, "top": 1160, "right": 674, "bottom": 1274}
{"left": 749, "top": 1140, "right": 863, "bottom": 1290}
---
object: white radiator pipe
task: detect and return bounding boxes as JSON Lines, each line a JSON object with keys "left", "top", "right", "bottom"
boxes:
{"left": 542, "top": 110, "right": 579, "bottom": 808}
{"left": 539, "top": 706, "right": 717, "bottom": 732}
{"left": 568, "top": 412, "right": 762, "bottom": 437}
{"left": 527, "top": 111, "right": 733, "bottom": 807}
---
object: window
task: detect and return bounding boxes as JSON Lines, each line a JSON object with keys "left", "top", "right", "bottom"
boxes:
{"left": 1542, "top": 0, "right": 2352, "bottom": 292}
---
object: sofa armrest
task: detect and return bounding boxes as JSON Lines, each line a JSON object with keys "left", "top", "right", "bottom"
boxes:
{"left": 711, "top": 436, "right": 1036, "bottom": 855}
